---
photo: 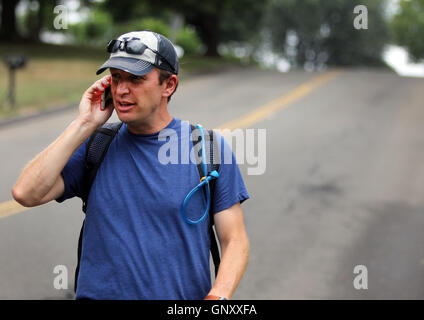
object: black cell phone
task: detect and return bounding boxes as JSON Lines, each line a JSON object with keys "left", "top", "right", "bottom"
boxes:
{"left": 101, "top": 86, "right": 113, "bottom": 110}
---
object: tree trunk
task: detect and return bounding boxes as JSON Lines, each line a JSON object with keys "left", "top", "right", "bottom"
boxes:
{"left": 29, "top": 0, "right": 46, "bottom": 42}
{"left": 204, "top": 27, "right": 219, "bottom": 57}
{"left": 0, "top": 0, "right": 22, "bottom": 42}
{"left": 191, "top": 14, "right": 220, "bottom": 57}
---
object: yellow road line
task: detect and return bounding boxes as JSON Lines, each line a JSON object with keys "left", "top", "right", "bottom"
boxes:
{"left": 217, "top": 69, "right": 342, "bottom": 130}
{"left": 0, "top": 199, "right": 29, "bottom": 219}
{"left": 0, "top": 69, "right": 343, "bottom": 220}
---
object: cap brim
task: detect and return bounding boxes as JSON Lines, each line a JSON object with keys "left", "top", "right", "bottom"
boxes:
{"left": 96, "top": 57, "right": 155, "bottom": 76}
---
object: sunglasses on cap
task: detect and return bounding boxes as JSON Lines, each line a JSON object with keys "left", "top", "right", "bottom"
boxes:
{"left": 107, "top": 39, "right": 176, "bottom": 74}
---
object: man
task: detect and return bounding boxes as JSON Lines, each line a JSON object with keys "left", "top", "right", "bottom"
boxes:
{"left": 12, "top": 30, "right": 250, "bottom": 300}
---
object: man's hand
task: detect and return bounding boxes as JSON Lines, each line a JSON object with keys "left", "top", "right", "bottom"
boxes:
{"left": 77, "top": 75, "right": 114, "bottom": 128}
{"left": 12, "top": 76, "right": 117, "bottom": 207}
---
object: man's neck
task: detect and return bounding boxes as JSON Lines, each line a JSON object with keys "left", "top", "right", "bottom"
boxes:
{"left": 126, "top": 110, "right": 173, "bottom": 135}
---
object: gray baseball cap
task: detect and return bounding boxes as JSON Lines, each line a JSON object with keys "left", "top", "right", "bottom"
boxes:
{"left": 96, "top": 30, "right": 179, "bottom": 76}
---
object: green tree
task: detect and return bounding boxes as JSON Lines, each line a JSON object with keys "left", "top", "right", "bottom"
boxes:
{"left": 23, "top": 0, "right": 59, "bottom": 41}
{"left": 68, "top": 7, "right": 114, "bottom": 46}
{"left": 391, "top": 0, "right": 424, "bottom": 62}
{"left": 100, "top": 0, "right": 267, "bottom": 56}
{"left": 155, "top": 0, "right": 267, "bottom": 56}
{"left": 264, "top": 0, "right": 390, "bottom": 67}
{"left": 101, "top": 0, "right": 155, "bottom": 23}
{"left": 0, "top": 0, "right": 59, "bottom": 43}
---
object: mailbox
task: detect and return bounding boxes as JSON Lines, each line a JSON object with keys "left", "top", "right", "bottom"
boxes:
{"left": 3, "top": 54, "right": 27, "bottom": 109}
{"left": 4, "top": 55, "right": 27, "bottom": 70}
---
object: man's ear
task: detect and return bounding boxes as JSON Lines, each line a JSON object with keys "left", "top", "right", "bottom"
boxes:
{"left": 163, "top": 75, "right": 178, "bottom": 98}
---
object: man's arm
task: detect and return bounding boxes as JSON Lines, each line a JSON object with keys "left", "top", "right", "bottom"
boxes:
{"left": 206, "top": 202, "right": 250, "bottom": 300}
{"left": 12, "top": 76, "right": 114, "bottom": 207}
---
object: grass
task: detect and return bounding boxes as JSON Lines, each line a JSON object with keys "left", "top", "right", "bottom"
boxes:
{"left": 0, "top": 43, "right": 250, "bottom": 120}
{"left": 0, "top": 43, "right": 110, "bottom": 119}
{"left": 0, "top": 59, "right": 101, "bottom": 117}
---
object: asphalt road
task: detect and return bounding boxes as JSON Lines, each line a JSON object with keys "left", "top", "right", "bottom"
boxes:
{"left": 1, "top": 66, "right": 424, "bottom": 299}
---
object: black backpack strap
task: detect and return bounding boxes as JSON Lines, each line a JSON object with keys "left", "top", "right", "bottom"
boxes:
{"left": 207, "top": 129, "right": 221, "bottom": 278}
{"left": 191, "top": 124, "right": 221, "bottom": 278}
{"left": 75, "top": 121, "right": 122, "bottom": 293}
{"left": 81, "top": 122, "right": 123, "bottom": 213}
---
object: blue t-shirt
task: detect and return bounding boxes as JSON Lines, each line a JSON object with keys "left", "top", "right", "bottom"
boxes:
{"left": 57, "top": 118, "right": 249, "bottom": 300}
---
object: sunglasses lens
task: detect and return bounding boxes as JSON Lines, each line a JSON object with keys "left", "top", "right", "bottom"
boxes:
{"left": 107, "top": 40, "right": 120, "bottom": 53}
{"left": 105, "top": 40, "right": 176, "bottom": 72}
{"left": 126, "top": 41, "right": 147, "bottom": 54}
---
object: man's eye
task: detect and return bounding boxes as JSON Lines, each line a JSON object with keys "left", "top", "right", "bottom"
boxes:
{"left": 132, "top": 76, "right": 143, "bottom": 81}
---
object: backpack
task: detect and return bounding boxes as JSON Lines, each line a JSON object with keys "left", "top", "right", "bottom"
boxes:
{"left": 75, "top": 122, "right": 221, "bottom": 292}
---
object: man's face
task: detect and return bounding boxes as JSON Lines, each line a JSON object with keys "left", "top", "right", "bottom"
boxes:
{"left": 109, "top": 67, "right": 166, "bottom": 126}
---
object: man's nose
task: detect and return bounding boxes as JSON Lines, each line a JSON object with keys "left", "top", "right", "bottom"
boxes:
{"left": 115, "top": 80, "right": 130, "bottom": 95}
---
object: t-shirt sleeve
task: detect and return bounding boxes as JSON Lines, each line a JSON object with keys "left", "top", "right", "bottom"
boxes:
{"left": 211, "top": 131, "right": 250, "bottom": 214}
{"left": 56, "top": 140, "right": 88, "bottom": 203}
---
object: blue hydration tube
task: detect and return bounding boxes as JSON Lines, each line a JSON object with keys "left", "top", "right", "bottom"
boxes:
{"left": 181, "top": 124, "right": 219, "bottom": 225}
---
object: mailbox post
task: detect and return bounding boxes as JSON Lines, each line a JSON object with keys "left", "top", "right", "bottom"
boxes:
{"left": 3, "top": 55, "right": 27, "bottom": 110}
